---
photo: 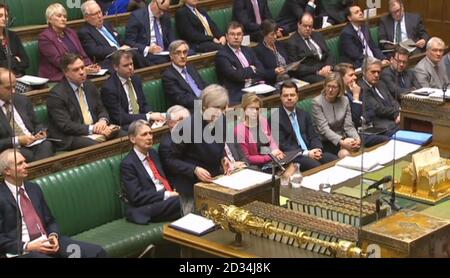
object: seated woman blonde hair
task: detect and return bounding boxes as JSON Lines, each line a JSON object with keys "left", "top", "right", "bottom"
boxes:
{"left": 311, "top": 72, "right": 361, "bottom": 158}
{"left": 234, "top": 93, "right": 296, "bottom": 182}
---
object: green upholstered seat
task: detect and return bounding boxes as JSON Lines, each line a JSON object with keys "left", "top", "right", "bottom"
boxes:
{"left": 208, "top": 7, "right": 232, "bottom": 34}
{"left": 32, "top": 154, "right": 171, "bottom": 257}
{"left": 116, "top": 25, "right": 126, "bottom": 39}
{"left": 297, "top": 98, "right": 314, "bottom": 115}
{"left": 142, "top": 79, "right": 168, "bottom": 112}
{"left": 268, "top": 0, "right": 285, "bottom": 18}
{"left": 326, "top": 36, "right": 341, "bottom": 64}
{"left": 34, "top": 104, "right": 49, "bottom": 127}
{"left": 369, "top": 26, "right": 379, "bottom": 45}
{"left": 198, "top": 66, "right": 218, "bottom": 84}
{"left": 23, "top": 40, "right": 39, "bottom": 76}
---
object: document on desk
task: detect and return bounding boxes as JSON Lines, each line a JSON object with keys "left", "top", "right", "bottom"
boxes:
{"left": 169, "top": 213, "right": 216, "bottom": 236}
{"left": 368, "top": 140, "right": 421, "bottom": 165}
{"left": 301, "top": 166, "right": 361, "bottom": 192}
{"left": 336, "top": 154, "right": 381, "bottom": 172}
{"left": 213, "top": 169, "right": 272, "bottom": 190}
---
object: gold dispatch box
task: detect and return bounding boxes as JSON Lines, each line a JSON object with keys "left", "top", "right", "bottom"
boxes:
{"left": 359, "top": 210, "right": 450, "bottom": 258}
{"left": 194, "top": 179, "right": 279, "bottom": 213}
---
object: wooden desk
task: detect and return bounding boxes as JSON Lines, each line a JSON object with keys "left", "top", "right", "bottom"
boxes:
{"left": 163, "top": 225, "right": 327, "bottom": 258}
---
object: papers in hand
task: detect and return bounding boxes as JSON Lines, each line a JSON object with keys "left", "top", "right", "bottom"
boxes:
{"left": 151, "top": 120, "right": 166, "bottom": 129}
{"left": 154, "top": 51, "right": 169, "bottom": 56}
{"left": 399, "top": 39, "right": 417, "bottom": 53}
{"left": 289, "top": 78, "right": 310, "bottom": 89}
{"left": 105, "top": 47, "right": 139, "bottom": 59}
{"left": 213, "top": 169, "right": 272, "bottom": 190}
{"left": 87, "top": 68, "right": 108, "bottom": 76}
{"left": 169, "top": 213, "right": 216, "bottom": 236}
{"left": 26, "top": 138, "right": 46, "bottom": 148}
{"left": 16, "top": 75, "right": 49, "bottom": 86}
{"left": 242, "top": 84, "right": 276, "bottom": 95}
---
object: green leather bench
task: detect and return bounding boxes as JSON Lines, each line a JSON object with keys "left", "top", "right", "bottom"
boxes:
{"left": 297, "top": 98, "right": 314, "bottom": 115}
{"left": 31, "top": 153, "right": 173, "bottom": 258}
{"left": 23, "top": 40, "right": 39, "bottom": 76}
{"left": 268, "top": 0, "right": 285, "bottom": 19}
{"left": 326, "top": 36, "right": 341, "bottom": 64}
{"left": 207, "top": 7, "right": 232, "bottom": 34}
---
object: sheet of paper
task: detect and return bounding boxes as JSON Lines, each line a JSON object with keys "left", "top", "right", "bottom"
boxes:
{"left": 336, "top": 154, "right": 381, "bottom": 172}
{"left": 300, "top": 166, "right": 362, "bottom": 192}
{"left": 213, "top": 169, "right": 273, "bottom": 190}
{"left": 154, "top": 51, "right": 169, "bottom": 56}
{"left": 87, "top": 68, "right": 108, "bottom": 76}
{"left": 369, "top": 140, "right": 421, "bottom": 165}
{"left": 25, "top": 138, "right": 45, "bottom": 148}
{"left": 242, "top": 84, "right": 276, "bottom": 95}
{"left": 169, "top": 213, "right": 215, "bottom": 235}
{"left": 17, "top": 75, "right": 49, "bottom": 85}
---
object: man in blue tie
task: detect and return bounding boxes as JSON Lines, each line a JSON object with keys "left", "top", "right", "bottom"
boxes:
{"left": 271, "top": 80, "right": 337, "bottom": 171}
{"left": 162, "top": 40, "right": 207, "bottom": 112}
{"left": 78, "top": 0, "right": 147, "bottom": 70}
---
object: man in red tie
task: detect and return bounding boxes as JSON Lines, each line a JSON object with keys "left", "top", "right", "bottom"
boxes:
{"left": 120, "top": 119, "right": 181, "bottom": 224}
{"left": 0, "top": 149, "right": 107, "bottom": 258}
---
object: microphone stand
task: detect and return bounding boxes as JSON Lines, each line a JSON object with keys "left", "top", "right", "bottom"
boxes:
{"left": 268, "top": 153, "right": 285, "bottom": 206}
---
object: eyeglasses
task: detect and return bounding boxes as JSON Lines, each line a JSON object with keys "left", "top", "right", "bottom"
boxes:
{"left": 88, "top": 10, "right": 102, "bottom": 16}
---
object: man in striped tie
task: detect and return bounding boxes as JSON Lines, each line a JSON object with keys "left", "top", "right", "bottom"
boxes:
{"left": 121, "top": 120, "right": 181, "bottom": 224}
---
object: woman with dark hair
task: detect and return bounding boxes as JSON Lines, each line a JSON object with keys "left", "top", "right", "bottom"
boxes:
{"left": 253, "top": 19, "right": 289, "bottom": 85}
{"left": 0, "top": 4, "right": 29, "bottom": 76}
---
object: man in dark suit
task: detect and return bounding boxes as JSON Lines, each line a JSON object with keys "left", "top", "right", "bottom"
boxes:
{"left": 124, "top": 0, "right": 175, "bottom": 66}
{"left": 334, "top": 63, "right": 390, "bottom": 147}
{"left": 232, "top": 0, "right": 274, "bottom": 42}
{"left": 361, "top": 57, "right": 400, "bottom": 137}
{"left": 101, "top": 50, "right": 165, "bottom": 130}
{"left": 215, "top": 22, "right": 265, "bottom": 105}
{"left": 120, "top": 120, "right": 180, "bottom": 224}
{"left": 0, "top": 69, "right": 54, "bottom": 162}
{"left": 381, "top": 46, "right": 421, "bottom": 101}
{"left": 339, "top": 5, "right": 389, "bottom": 68}
{"left": 78, "top": 0, "right": 146, "bottom": 70}
{"left": 286, "top": 13, "right": 335, "bottom": 84}
{"left": 0, "top": 149, "right": 107, "bottom": 258}
{"left": 379, "top": 0, "right": 429, "bottom": 56}
{"left": 271, "top": 80, "right": 337, "bottom": 171}
{"left": 46, "top": 53, "right": 120, "bottom": 151}
{"left": 162, "top": 40, "right": 207, "bottom": 112}
{"left": 175, "top": 0, "right": 226, "bottom": 53}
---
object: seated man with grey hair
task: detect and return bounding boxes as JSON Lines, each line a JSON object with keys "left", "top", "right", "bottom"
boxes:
{"left": 162, "top": 40, "right": 207, "bottom": 112}
{"left": 414, "top": 37, "right": 449, "bottom": 89}
{"left": 360, "top": 57, "right": 400, "bottom": 137}
{"left": 120, "top": 120, "right": 181, "bottom": 224}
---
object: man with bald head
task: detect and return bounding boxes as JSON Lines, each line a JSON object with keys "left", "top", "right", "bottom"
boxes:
{"left": 0, "top": 68, "right": 54, "bottom": 162}
{"left": 286, "top": 13, "right": 335, "bottom": 83}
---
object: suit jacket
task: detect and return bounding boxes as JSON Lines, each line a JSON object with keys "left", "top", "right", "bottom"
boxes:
{"left": 46, "top": 79, "right": 109, "bottom": 150}
{"left": 0, "top": 30, "right": 29, "bottom": 76}
{"left": 445, "top": 54, "right": 450, "bottom": 81}
{"left": 124, "top": 7, "right": 176, "bottom": 54}
{"left": 345, "top": 86, "right": 376, "bottom": 128}
{"left": 38, "top": 27, "right": 92, "bottom": 82}
{"left": 0, "top": 182, "right": 60, "bottom": 256}
{"left": 253, "top": 41, "right": 289, "bottom": 85}
{"left": 273, "top": 105, "right": 323, "bottom": 153}
{"left": 276, "top": 0, "right": 314, "bottom": 33}
{"left": 360, "top": 80, "right": 400, "bottom": 132}
{"left": 161, "top": 64, "right": 207, "bottom": 111}
{"left": 286, "top": 31, "right": 335, "bottom": 79}
{"left": 339, "top": 23, "right": 385, "bottom": 68}
{"left": 0, "top": 95, "right": 44, "bottom": 152}
{"left": 120, "top": 148, "right": 167, "bottom": 224}
{"left": 77, "top": 22, "right": 123, "bottom": 62}
{"left": 215, "top": 45, "right": 265, "bottom": 104}
{"left": 414, "top": 57, "right": 449, "bottom": 89}
{"left": 100, "top": 73, "right": 152, "bottom": 128}
{"left": 168, "top": 115, "right": 225, "bottom": 197}
{"left": 232, "top": 0, "right": 272, "bottom": 34}
{"left": 381, "top": 66, "right": 421, "bottom": 100}
{"left": 311, "top": 93, "right": 359, "bottom": 145}
{"left": 379, "top": 12, "right": 429, "bottom": 51}
{"left": 175, "top": 5, "right": 223, "bottom": 48}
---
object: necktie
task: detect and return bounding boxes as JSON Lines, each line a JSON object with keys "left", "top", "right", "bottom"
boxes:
{"left": 126, "top": 79, "right": 140, "bottom": 114}
{"left": 19, "top": 187, "right": 46, "bottom": 241}
{"left": 289, "top": 112, "right": 308, "bottom": 151}
{"left": 395, "top": 21, "right": 402, "bottom": 43}
{"left": 251, "top": 0, "right": 262, "bottom": 25}
{"left": 357, "top": 28, "right": 374, "bottom": 57}
{"left": 194, "top": 8, "right": 213, "bottom": 37}
{"left": 305, "top": 38, "right": 319, "bottom": 58}
{"left": 146, "top": 156, "right": 173, "bottom": 192}
{"left": 398, "top": 73, "right": 406, "bottom": 88}
{"left": 4, "top": 103, "right": 25, "bottom": 136}
{"left": 182, "top": 68, "right": 202, "bottom": 97}
{"left": 99, "top": 26, "right": 119, "bottom": 48}
{"left": 224, "top": 144, "right": 236, "bottom": 164}
{"left": 77, "top": 86, "right": 93, "bottom": 125}
{"left": 235, "top": 49, "right": 250, "bottom": 68}
{"left": 153, "top": 17, "right": 164, "bottom": 48}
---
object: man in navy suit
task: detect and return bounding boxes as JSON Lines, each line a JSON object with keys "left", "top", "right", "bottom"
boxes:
{"left": 379, "top": 0, "right": 429, "bottom": 56}
{"left": 286, "top": 14, "right": 335, "bottom": 84}
{"left": 101, "top": 50, "right": 165, "bottom": 130}
{"left": 0, "top": 69, "right": 54, "bottom": 162}
{"left": 271, "top": 80, "right": 337, "bottom": 171}
{"left": 175, "top": 0, "right": 226, "bottom": 53}
{"left": 232, "top": 0, "right": 274, "bottom": 42}
{"left": 339, "top": 5, "right": 389, "bottom": 68}
{"left": 78, "top": 0, "right": 146, "bottom": 70}
{"left": 121, "top": 120, "right": 181, "bottom": 224}
{"left": 162, "top": 40, "right": 207, "bottom": 112}
{"left": 215, "top": 22, "right": 265, "bottom": 105}
{"left": 124, "top": 0, "right": 175, "bottom": 66}
{"left": 0, "top": 149, "right": 107, "bottom": 258}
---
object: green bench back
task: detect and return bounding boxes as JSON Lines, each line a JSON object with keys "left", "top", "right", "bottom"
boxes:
{"left": 268, "top": 0, "right": 285, "bottom": 19}
{"left": 207, "top": 7, "right": 232, "bottom": 34}
{"left": 297, "top": 98, "right": 314, "bottom": 115}
{"left": 32, "top": 155, "right": 124, "bottom": 236}
{"left": 370, "top": 26, "right": 379, "bottom": 45}
{"left": 142, "top": 79, "right": 167, "bottom": 112}
{"left": 23, "top": 41, "right": 39, "bottom": 76}
{"left": 198, "top": 66, "right": 218, "bottom": 85}
{"left": 326, "top": 36, "right": 340, "bottom": 64}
